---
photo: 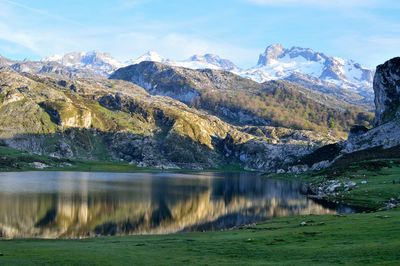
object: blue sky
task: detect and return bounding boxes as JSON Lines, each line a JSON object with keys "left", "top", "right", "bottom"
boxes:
{"left": 0, "top": 0, "right": 399, "bottom": 68}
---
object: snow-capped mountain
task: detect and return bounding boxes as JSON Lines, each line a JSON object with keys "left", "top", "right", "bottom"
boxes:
{"left": 127, "top": 51, "right": 239, "bottom": 71}
{"left": 173, "top": 54, "right": 239, "bottom": 71}
{"left": 42, "top": 51, "right": 123, "bottom": 76}
{"left": 29, "top": 45, "right": 375, "bottom": 105}
{"left": 125, "top": 51, "right": 169, "bottom": 65}
{"left": 240, "top": 44, "right": 374, "bottom": 104}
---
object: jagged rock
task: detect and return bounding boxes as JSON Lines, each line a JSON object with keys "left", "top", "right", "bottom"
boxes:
{"left": 311, "top": 160, "right": 331, "bottom": 171}
{"left": 344, "top": 181, "right": 357, "bottom": 191}
{"left": 326, "top": 180, "right": 341, "bottom": 193}
{"left": 30, "top": 162, "right": 49, "bottom": 169}
{"left": 288, "top": 164, "right": 309, "bottom": 174}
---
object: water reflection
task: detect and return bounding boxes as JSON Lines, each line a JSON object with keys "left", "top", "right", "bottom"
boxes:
{"left": 0, "top": 172, "right": 352, "bottom": 238}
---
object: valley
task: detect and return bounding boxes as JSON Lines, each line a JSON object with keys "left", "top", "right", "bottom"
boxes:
{"left": 0, "top": 47, "right": 399, "bottom": 265}
{"left": 1, "top": 0, "right": 399, "bottom": 265}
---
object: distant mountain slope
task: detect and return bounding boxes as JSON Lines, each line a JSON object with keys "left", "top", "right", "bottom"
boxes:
{"left": 110, "top": 61, "right": 373, "bottom": 135}
{"left": 10, "top": 60, "right": 102, "bottom": 79}
{"left": 41, "top": 51, "right": 123, "bottom": 76}
{"left": 127, "top": 51, "right": 239, "bottom": 71}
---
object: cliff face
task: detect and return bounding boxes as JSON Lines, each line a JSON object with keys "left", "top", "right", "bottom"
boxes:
{"left": 374, "top": 57, "right": 400, "bottom": 126}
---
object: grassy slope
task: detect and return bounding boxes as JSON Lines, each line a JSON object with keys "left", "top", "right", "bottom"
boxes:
{"left": 0, "top": 145, "right": 145, "bottom": 172}
{"left": 269, "top": 159, "right": 400, "bottom": 210}
{"left": 0, "top": 209, "right": 399, "bottom": 265}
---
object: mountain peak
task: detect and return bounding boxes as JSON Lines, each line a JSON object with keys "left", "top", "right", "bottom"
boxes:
{"left": 128, "top": 51, "right": 167, "bottom": 65}
{"left": 257, "top": 44, "right": 285, "bottom": 66}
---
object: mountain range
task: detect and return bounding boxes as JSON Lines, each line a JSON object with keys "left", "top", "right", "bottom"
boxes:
{"left": 0, "top": 44, "right": 382, "bottom": 171}
{"left": 1, "top": 44, "right": 374, "bottom": 107}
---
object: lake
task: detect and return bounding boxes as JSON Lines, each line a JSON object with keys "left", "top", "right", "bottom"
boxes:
{"left": 0, "top": 171, "right": 352, "bottom": 238}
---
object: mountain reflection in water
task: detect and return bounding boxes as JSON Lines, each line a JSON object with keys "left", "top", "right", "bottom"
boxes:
{"left": 0, "top": 171, "right": 352, "bottom": 238}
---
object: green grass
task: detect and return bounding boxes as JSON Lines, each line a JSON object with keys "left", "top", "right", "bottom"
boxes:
{"left": 267, "top": 159, "right": 400, "bottom": 210}
{"left": 0, "top": 209, "right": 399, "bottom": 265}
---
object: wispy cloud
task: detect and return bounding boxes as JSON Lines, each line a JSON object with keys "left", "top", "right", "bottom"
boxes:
{"left": 0, "top": 24, "right": 40, "bottom": 54}
{"left": 3, "top": 0, "right": 82, "bottom": 26}
{"left": 245, "top": 0, "right": 394, "bottom": 8}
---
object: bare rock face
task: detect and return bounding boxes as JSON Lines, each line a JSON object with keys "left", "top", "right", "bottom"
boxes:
{"left": 374, "top": 57, "right": 400, "bottom": 126}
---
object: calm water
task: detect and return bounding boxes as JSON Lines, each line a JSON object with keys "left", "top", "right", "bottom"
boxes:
{"left": 0, "top": 171, "right": 352, "bottom": 238}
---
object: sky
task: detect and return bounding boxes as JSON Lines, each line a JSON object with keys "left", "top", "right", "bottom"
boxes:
{"left": 0, "top": 0, "right": 399, "bottom": 68}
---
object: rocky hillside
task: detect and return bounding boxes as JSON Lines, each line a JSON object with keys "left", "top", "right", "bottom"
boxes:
{"left": 0, "top": 69, "right": 337, "bottom": 171}
{"left": 291, "top": 57, "right": 400, "bottom": 172}
{"left": 110, "top": 61, "right": 373, "bottom": 135}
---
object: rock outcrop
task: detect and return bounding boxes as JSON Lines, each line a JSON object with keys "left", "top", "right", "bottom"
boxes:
{"left": 345, "top": 57, "right": 400, "bottom": 152}
{"left": 374, "top": 57, "right": 400, "bottom": 126}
